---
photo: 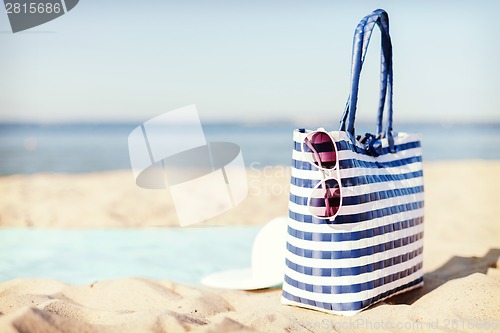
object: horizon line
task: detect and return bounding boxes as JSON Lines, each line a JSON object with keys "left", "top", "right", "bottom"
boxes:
{"left": 0, "top": 119, "right": 499, "bottom": 127}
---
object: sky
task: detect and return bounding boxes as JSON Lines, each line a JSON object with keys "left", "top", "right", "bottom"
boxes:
{"left": 0, "top": 0, "right": 499, "bottom": 124}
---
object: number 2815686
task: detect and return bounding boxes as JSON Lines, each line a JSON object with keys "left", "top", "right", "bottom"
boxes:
{"left": 5, "top": 2, "right": 61, "bottom": 14}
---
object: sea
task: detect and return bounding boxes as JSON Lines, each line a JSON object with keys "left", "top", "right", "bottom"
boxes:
{"left": 0, "top": 122, "right": 499, "bottom": 175}
{"left": 0, "top": 122, "right": 499, "bottom": 285}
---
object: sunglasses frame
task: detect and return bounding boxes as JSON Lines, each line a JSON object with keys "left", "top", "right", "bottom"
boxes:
{"left": 301, "top": 129, "right": 343, "bottom": 220}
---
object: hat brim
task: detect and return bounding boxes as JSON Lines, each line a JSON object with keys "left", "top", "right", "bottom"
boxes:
{"left": 201, "top": 268, "right": 282, "bottom": 290}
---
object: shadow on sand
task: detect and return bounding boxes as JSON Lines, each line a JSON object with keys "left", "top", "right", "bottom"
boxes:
{"left": 386, "top": 248, "right": 500, "bottom": 305}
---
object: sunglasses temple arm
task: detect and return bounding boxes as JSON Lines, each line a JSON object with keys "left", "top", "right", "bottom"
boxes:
{"left": 305, "top": 137, "right": 333, "bottom": 216}
{"left": 304, "top": 138, "right": 325, "bottom": 170}
{"left": 324, "top": 192, "right": 332, "bottom": 217}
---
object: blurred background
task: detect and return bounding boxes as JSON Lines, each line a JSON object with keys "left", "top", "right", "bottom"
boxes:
{"left": 1, "top": 0, "right": 499, "bottom": 285}
{"left": 1, "top": 0, "right": 499, "bottom": 173}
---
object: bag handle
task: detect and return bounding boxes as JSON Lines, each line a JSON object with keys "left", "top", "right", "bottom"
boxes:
{"left": 339, "top": 9, "right": 395, "bottom": 152}
{"left": 339, "top": 9, "right": 392, "bottom": 134}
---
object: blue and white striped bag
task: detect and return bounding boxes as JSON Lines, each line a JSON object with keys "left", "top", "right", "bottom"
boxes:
{"left": 281, "top": 9, "right": 424, "bottom": 316}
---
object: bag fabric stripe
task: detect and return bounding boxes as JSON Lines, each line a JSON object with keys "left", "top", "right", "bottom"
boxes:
{"left": 286, "top": 238, "right": 424, "bottom": 269}
{"left": 283, "top": 269, "right": 423, "bottom": 304}
{"left": 289, "top": 201, "right": 424, "bottom": 224}
{"left": 291, "top": 162, "right": 423, "bottom": 182}
{"left": 284, "top": 261, "right": 423, "bottom": 294}
{"left": 282, "top": 276, "right": 424, "bottom": 313}
{"left": 287, "top": 216, "right": 424, "bottom": 242}
{"left": 285, "top": 247, "right": 423, "bottom": 279}
{"left": 293, "top": 185, "right": 424, "bottom": 207}
{"left": 286, "top": 229, "right": 424, "bottom": 256}
{"left": 293, "top": 139, "right": 421, "bottom": 156}
{"left": 291, "top": 170, "right": 424, "bottom": 190}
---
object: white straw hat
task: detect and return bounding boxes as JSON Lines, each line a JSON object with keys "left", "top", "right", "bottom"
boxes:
{"left": 201, "top": 216, "right": 288, "bottom": 290}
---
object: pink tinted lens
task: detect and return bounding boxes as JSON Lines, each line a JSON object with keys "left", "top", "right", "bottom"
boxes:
{"left": 309, "top": 178, "right": 341, "bottom": 218}
{"left": 307, "top": 132, "right": 337, "bottom": 169}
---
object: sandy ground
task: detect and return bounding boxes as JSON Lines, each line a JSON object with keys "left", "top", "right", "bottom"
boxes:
{"left": 0, "top": 166, "right": 291, "bottom": 228}
{"left": 0, "top": 161, "right": 499, "bottom": 332}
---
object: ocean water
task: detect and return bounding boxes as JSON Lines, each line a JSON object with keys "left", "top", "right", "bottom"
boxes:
{"left": 0, "top": 122, "right": 499, "bottom": 175}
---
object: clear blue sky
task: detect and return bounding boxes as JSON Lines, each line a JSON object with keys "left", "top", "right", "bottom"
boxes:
{"left": 0, "top": 1, "right": 499, "bottom": 124}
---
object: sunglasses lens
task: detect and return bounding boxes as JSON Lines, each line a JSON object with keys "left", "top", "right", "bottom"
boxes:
{"left": 308, "top": 178, "right": 341, "bottom": 218}
{"left": 303, "top": 132, "right": 337, "bottom": 169}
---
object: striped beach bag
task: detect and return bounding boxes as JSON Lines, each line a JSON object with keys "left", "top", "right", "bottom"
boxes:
{"left": 281, "top": 9, "right": 424, "bottom": 316}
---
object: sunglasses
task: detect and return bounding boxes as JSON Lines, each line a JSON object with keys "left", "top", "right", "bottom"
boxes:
{"left": 301, "top": 129, "right": 343, "bottom": 219}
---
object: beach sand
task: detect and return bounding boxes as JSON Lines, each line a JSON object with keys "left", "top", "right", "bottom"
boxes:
{"left": 0, "top": 161, "right": 499, "bottom": 332}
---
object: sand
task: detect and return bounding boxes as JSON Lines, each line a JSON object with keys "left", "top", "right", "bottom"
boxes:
{"left": 0, "top": 161, "right": 500, "bottom": 332}
{"left": 0, "top": 166, "right": 290, "bottom": 228}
